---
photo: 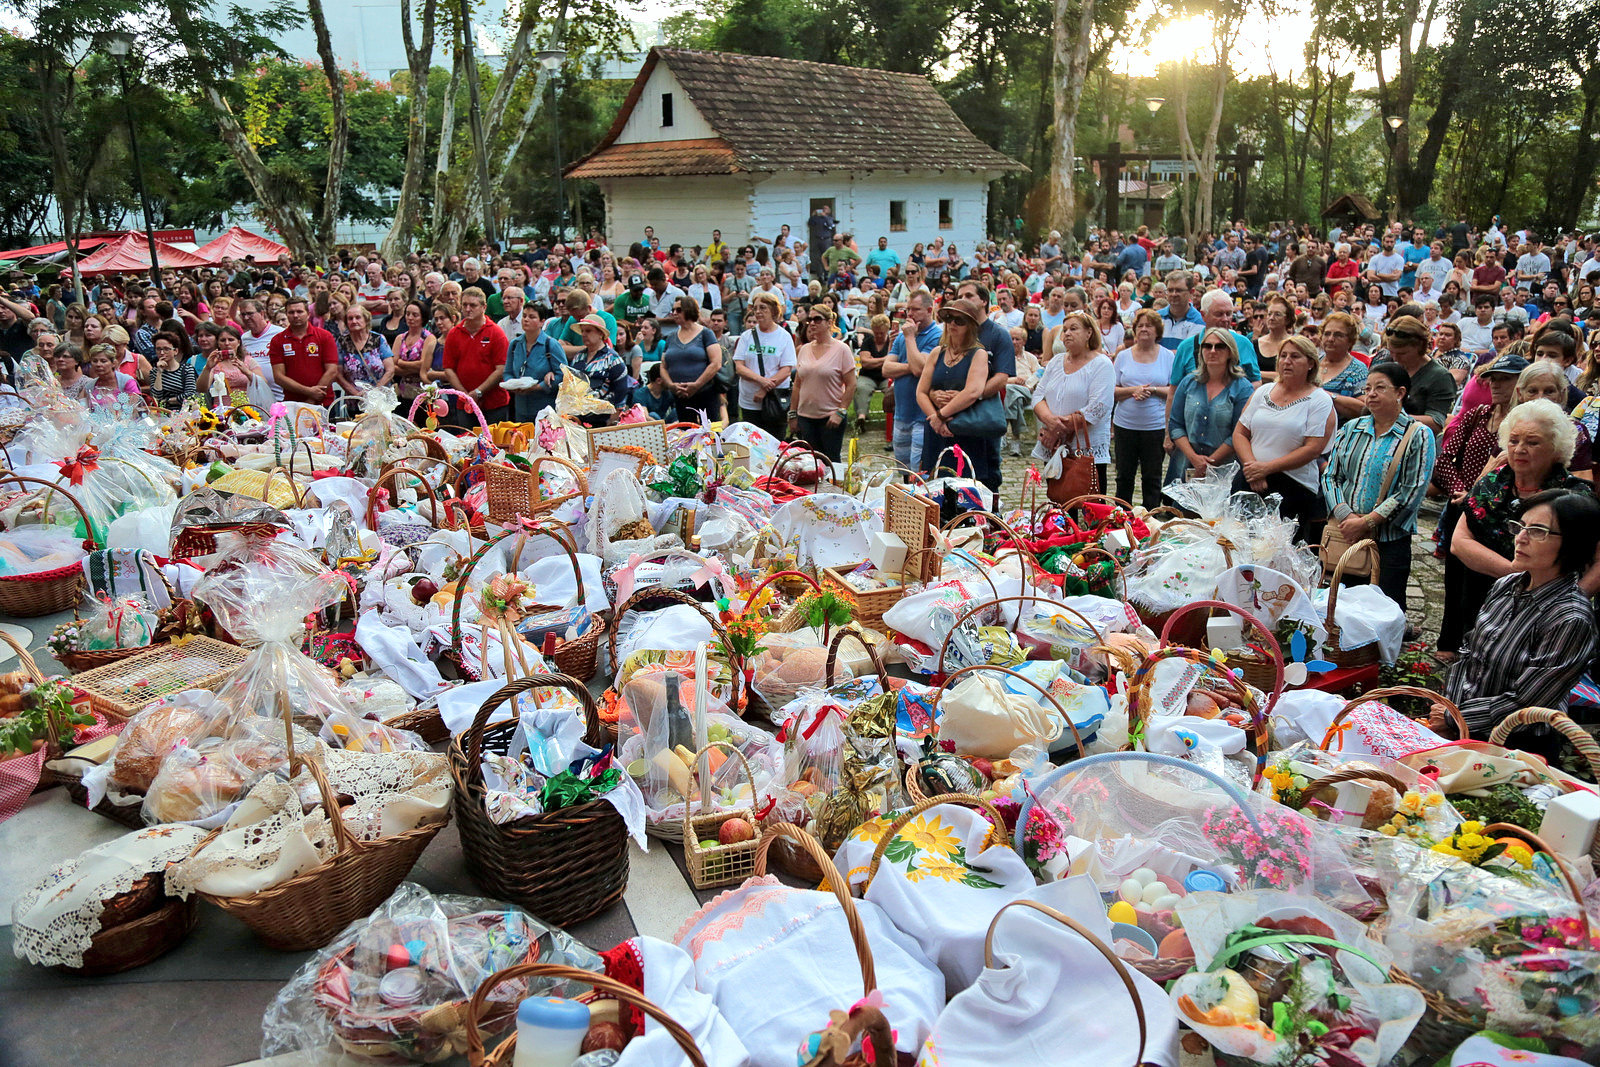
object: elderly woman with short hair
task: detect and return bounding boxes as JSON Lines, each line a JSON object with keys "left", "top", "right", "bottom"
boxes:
{"left": 1440, "top": 398, "right": 1591, "bottom": 658}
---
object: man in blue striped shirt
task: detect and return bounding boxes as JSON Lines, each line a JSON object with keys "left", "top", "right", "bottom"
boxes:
{"left": 1319, "top": 362, "right": 1438, "bottom": 610}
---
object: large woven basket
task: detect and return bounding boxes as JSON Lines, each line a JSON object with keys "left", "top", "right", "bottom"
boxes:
{"left": 64, "top": 872, "right": 199, "bottom": 976}
{"left": 605, "top": 586, "right": 743, "bottom": 713}
{"left": 447, "top": 520, "right": 603, "bottom": 684}
{"left": 466, "top": 963, "right": 708, "bottom": 1067}
{"left": 193, "top": 720, "right": 451, "bottom": 951}
{"left": 0, "top": 474, "right": 93, "bottom": 617}
{"left": 448, "top": 674, "right": 629, "bottom": 927}
{"left": 1322, "top": 685, "right": 1468, "bottom": 748}
{"left": 457, "top": 455, "right": 588, "bottom": 525}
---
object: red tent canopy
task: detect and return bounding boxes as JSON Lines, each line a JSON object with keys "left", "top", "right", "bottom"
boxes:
{"left": 195, "top": 226, "right": 289, "bottom": 263}
{"left": 0, "top": 236, "right": 112, "bottom": 259}
{"left": 76, "top": 233, "right": 211, "bottom": 276}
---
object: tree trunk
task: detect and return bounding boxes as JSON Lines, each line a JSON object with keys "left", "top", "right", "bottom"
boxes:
{"left": 487, "top": 0, "right": 568, "bottom": 211}
{"left": 432, "top": 49, "right": 464, "bottom": 244}
{"left": 1046, "top": 0, "right": 1095, "bottom": 235}
{"left": 166, "top": 0, "right": 321, "bottom": 260}
{"left": 307, "top": 0, "right": 349, "bottom": 254}
{"left": 1556, "top": 69, "right": 1600, "bottom": 231}
{"left": 1396, "top": 0, "right": 1473, "bottom": 215}
{"left": 381, "top": 0, "right": 438, "bottom": 261}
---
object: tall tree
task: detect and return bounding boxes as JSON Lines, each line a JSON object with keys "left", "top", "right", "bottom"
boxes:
{"left": 166, "top": 0, "right": 349, "bottom": 260}
{"left": 1046, "top": 0, "right": 1096, "bottom": 235}
{"left": 381, "top": 0, "right": 439, "bottom": 259}
{"left": 1168, "top": 0, "right": 1259, "bottom": 245}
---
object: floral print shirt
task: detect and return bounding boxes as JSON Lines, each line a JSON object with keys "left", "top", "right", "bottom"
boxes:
{"left": 1462, "top": 463, "right": 1590, "bottom": 558}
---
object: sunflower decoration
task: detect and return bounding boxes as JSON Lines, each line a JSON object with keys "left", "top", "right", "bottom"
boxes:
{"left": 188, "top": 410, "right": 222, "bottom": 438}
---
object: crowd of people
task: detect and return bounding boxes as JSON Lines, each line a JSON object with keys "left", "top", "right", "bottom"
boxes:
{"left": 5, "top": 211, "right": 1600, "bottom": 713}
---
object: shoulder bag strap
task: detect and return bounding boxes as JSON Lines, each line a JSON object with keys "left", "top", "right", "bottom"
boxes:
{"left": 1376, "top": 420, "right": 1424, "bottom": 500}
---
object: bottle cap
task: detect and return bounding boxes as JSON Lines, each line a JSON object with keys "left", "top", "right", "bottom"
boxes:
{"left": 517, "top": 996, "right": 591, "bottom": 1030}
{"left": 1184, "top": 868, "right": 1227, "bottom": 893}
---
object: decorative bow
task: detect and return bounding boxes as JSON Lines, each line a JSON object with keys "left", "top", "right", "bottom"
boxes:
{"left": 612, "top": 552, "right": 647, "bottom": 608}
{"left": 54, "top": 444, "right": 101, "bottom": 486}
{"left": 617, "top": 403, "right": 649, "bottom": 424}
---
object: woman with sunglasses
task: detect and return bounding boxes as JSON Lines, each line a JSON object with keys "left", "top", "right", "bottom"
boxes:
{"left": 789, "top": 305, "right": 857, "bottom": 462}
{"left": 1232, "top": 334, "right": 1336, "bottom": 542}
{"left": 1167, "top": 327, "right": 1253, "bottom": 482}
{"left": 1439, "top": 399, "right": 1590, "bottom": 659}
{"left": 1436, "top": 489, "right": 1600, "bottom": 746}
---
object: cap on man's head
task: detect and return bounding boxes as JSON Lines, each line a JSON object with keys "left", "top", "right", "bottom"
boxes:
{"left": 628, "top": 274, "right": 645, "bottom": 289}
{"left": 1484, "top": 353, "right": 1530, "bottom": 377}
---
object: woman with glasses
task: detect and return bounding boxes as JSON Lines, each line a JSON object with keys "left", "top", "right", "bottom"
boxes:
{"left": 334, "top": 304, "right": 395, "bottom": 395}
{"left": 789, "top": 305, "right": 857, "bottom": 462}
{"left": 1255, "top": 295, "right": 1295, "bottom": 382}
{"left": 1437, "top": 489, "right": 1600, "bottom": 745}
{"left": 1438, "top": 399, "right": 1590, "bottom": 659}
{"left": 1316, "top": 311, "right": 1370, "bottom": 423}
{"left": 1232, "top": 335, "right": 1336, "bottom": 541}
{"left": 1167, "top": 327, "right": 1253, "bottom": 482}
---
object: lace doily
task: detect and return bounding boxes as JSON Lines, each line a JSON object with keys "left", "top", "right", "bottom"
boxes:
{"left": 166, "top": 746, "right": 450, "bottom": 900}
{"left": 12, "top": 825, "right": 206, "bottom": 968}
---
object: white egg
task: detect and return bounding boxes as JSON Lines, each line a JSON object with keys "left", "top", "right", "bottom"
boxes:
{"left": 1131, "top": 867, "right": 1159, "bottom": 886}
{"left": 1140, "top": 882, "right": 1168, "bottom": 904}
{"left": 1150, "top": 893, "right": 1182, "bottom": 910}
{"left": 1119, "top": 879, "right": 1145, "bottom": 904}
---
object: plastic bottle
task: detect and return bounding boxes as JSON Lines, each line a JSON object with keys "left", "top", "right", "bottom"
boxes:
{"left": 512, "top": 996, "right": 589, "bottom": 1067}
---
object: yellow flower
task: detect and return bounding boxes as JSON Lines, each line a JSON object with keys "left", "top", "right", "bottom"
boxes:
{"left": 1391, "top": 814, "right": 1407, "bottom": 827}
{"left": 899, "top": 815, "right": 960, "bottom": 857}
{"left": 1461, "top": 820, "right": 1484, "bottom": 834}
{"left": 1377, "top": 824, "right": 1398, "bottom": 836}
{"left": 1502, "top": 843, "right": 1534, "bottom": 868}
{"left": 907, "top": 855, "right": 969, "bottom": 883}
{"left": 1423, "top": 793, "right": 1444, "bottom": 808}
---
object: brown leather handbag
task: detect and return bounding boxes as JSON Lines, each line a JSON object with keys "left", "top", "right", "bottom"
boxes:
{"left": 1046, "top": 425, "right": 1099, "bottom": 504}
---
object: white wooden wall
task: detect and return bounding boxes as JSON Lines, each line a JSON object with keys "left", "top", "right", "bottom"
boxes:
{"left": 598, "top": 176, "right": 755, "bottom": 250}
{"left": 613, "top": 66, "right": 717, "bottom": 145}
{"left": 749, "top": 171, "right": 993, "bottom": 261}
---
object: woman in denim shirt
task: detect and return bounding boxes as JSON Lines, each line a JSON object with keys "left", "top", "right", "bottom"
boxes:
{"left": 1167, "top": 327, "right": 1256, "bottom": 479}
{"left": 505, "top": 303, "right": 567, "bottom": 420}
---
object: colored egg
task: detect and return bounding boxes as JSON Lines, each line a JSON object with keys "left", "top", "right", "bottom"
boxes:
{"left": 1108, "top": 901, "right": 1138, "bottom": 925}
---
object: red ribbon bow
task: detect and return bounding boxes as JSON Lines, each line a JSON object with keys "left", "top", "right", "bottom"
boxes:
{"left": 54, "top": 445, "right": 101, "bottom": 487}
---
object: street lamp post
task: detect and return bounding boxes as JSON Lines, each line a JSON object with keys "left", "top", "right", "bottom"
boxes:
{"left": 102, "top": 31, "right": 161, "bottom": 291}
{"left": 536, "top": 47, "right": 567, "bottom": 246}
{"left": 1383, "top": 115, "right": 1405, "bottom": 219}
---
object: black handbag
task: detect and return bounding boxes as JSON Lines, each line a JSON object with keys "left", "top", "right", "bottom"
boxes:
{"left": 946, "top": 394, "right": 1006, "bottom": 437}
{"left": 749, "top": 330, "right": 789, "bottom": 429}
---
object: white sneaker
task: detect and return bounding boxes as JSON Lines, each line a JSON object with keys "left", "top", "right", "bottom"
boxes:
{"left": 1007, "top": 439, "right": 1022, "bottom": 457}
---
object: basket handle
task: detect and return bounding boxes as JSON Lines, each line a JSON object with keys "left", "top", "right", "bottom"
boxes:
{"left": 528, "top": 453, "right": 589, "bottom": 503}
{"left": 1071, "top": 544, "right": 1129, "bottom": 600}
{"left": 464, "top": 962, "right": 708, "bottom": 1067}
{"left": 682, "top": 739, "right": 758, "bottom": 826}
{"left": 1303, "top": 766, "right": 1409, "bottom": 800}
{"left": 864, "top": 792, "right": 1008, "bottom": 888}
{"left": 753, "top": 823, "right": 876, "bottom": 996}
{"left": 824, "top": 624, "right": 886, "bottom": 688}
{"left": 0, "top": 628, "right": 46, "bottom": 685}
{"left": 449, "top": 526, "right": 525, "bottom": 666}
{"left": 1126, "top": 646, "right": 1260, "bottom": 753}
{"left": 1487, "top": 707, "right": 1600, "bottom": 779}
{"left": 933, "top": 594, "right": 1106, "bottom": 677}
{"left": 1158, "top": 599, "right": 1284, "bottom": 712}
{"left": 264, "top": 464, "right": 303, "bottom": 508}
{"left": 1325, "top": 537, "right": 1378, "bottom": 626}
{"left": 0, "top": 473, "right": 101, "bottom": 548}
{"left": 368, "top": 463, "right": 445, "bottom": 529}
{"left": 276, "top": 690, "right": 358, "bottom": 857}
{"left": 747, "top": 569, "right": 823, "bottom": 609}
{"left": 983, "top": 899, "right": 1148, "bottom": 1067}
{"left": 939, "top": 508, "right": 1025, "bottom": 550}
{"left": 930, "top": 662, "right": 1084, "bottom": 755}
{"left": 769, "top": 443, "right": 837, "bottom": 486}
{"left": 461, "top": 673, "right": 601, "bottom": 785}
{"left": 1324, "top": 686, "right": 1468, "bottom": 748}
{"left": 606, "top": 587, "right": 734, "bottom": 709}
{"left": 1480, "top": 822, "right": 1592, "bottom": 940}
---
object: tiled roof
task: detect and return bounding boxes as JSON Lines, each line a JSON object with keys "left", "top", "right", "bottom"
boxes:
{"left": 566, "top": 137, "right": 740, "bottom": 179}
{"left": 567, "top": 48, "right": 1026, "bottom": 179}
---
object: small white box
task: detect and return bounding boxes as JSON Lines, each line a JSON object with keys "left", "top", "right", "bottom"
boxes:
{"left": 1206, "top": 616, "right": 1245, "bottom": 651}
{"left": 1102, "top": 529, "right": 1132, "bottom": 553}
{"left": 868, "top": 531, "right": 908, "bottom": 575}
{"left": 1540, "top": 790, "right": 1600, "bottom": 863}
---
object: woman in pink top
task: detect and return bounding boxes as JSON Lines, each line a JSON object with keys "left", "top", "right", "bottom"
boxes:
{"left": 788, "top": 305, "right": 857, "bottom": 462}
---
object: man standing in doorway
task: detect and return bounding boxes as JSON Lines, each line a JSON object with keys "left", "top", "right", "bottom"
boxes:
{"left": 807, "top": 203, "right": 836, "bottom": 280}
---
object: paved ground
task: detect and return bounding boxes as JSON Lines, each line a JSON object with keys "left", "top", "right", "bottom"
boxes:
{"left": 0, "top": 422, "right": 1449, "bottom": 1066}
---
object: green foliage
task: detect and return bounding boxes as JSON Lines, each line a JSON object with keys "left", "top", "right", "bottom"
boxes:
{"left": 1450, "top": 785, "right": 1545, "bottom": 833}
{"left": 0, "top": 681, "right": 93, "bottom": 757}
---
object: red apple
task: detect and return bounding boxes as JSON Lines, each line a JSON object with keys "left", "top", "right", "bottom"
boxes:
{"left": 718, "top": 817, "right": 755, "bottom": 845}
{"left": 967, "top": 757, "right": 995, "bottom": 780}
{"left": 410, "top": 577, "right": 438, "bottom": 605}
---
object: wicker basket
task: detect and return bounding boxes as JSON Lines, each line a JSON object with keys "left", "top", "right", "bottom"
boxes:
{"left": 448, "top": 521, "right": 604, "bottom": 685}
{"left": 457, "top": 455, "right": 588, "bottom": 525}
{"left": 862, "top": 793, "right": 1008, "bottom": 887}
{"left": 52, "top": 567, "right": 183, "bottom": 674}
{"left": 1126, "top": 646, "right": 1265, "bottom": 770}
{"left": 1299, "top": 766, "right": 1408, "bottom": 827}
{"left": 66, "top": 892, "right": 200, "bottom": 977}
{"left": 931, "top": 592, "right": 1106, "bottom": 679}
{"left": 1323, "top": 537, "right": 1382, "bottom": 668}
{"left": 751, "top": 569, "right": 824, "bottom": 635}
{"left": 1155, "top": 599, "right": 1284, "bottom": 767}
{"left": 449, "top": 674, "right": 629, "bottom": 927}
{"left": 70, "top": 637, "right": 250, "bottom": 721}
{"left": 682, "top": 741, "right": 762, "bottom": 890}
{"left": 769, "top": 443, "right": 838, "bottom": 488}
{"left": 928, "top": 662, "right": 1086, "bottom": 756}
{"left": 193, "top": 720, "right": 450, "bottom": 951}
{"left": 0, "top": 474, "right": 93, "bottom": 617}
{"left": 465, "top": 963, "right": 709, "bottom": 1067}
{"left": 605, "top": 587, "right": 742, "bottom": 712}
{"left": 368, "top": 463, "right": 472, "bottom": 543}
{"left": 1322, "top": 685, "right": 1468, "bottom": 749}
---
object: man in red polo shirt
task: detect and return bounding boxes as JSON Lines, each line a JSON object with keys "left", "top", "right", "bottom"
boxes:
{"left": 268, "top": 297, "right": 338, "bottom": 405}
{"left": 442, "top": 287, "right": 509, "bottom": 424}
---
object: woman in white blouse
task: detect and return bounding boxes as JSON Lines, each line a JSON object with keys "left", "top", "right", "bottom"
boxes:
{"left": 1232, "top": 334, "right": 1337, "bottom": 542}
{"left": 687, "top": 264, "right": 722, "bottom": 313}
{"left": 1034, "top": 310, "right": 1116, "bottom": 489}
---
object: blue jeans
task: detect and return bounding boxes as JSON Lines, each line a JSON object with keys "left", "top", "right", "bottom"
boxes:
{"left": 893, "top": 416, "right": 924, "bottom": 468}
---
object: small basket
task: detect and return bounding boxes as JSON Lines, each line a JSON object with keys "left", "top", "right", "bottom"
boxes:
{"left": 53, "top": 567, "right": 182, "bottom": 674}
{"left": 682, "top": 740, "right": 762, "bottom": 890}
{"left": 457, "top": 455, "right": 588, "bottom": 525}
{"left": 0, "top": 474, "right": 94, "bottom": 617}
{"left": 367, "top": 463, "right": 471, "bottom": 545}
{"left": 466, "top": 963, "right": 709, "bottom": 1067}
{"left": 820, "top": 561, "right": 907, "bottom": 628}
{"left": 1153, "top": 599, "right": 1283, "bottom": 773}
{"left": 448, "top": 674, "right": 629, "bottom": 927}
{"left": 65, "top": 888, "right": 199, "bottom": 977}
{"left": 193, "top": 735, "right": 450, "bottom": 951}
{"left": 1322, "top": 686, "right": 1468, "bottom": 749}
{"left": 69, "top": 637, "right": 250, "bottom": 721}
{"left": 605, "top": 587, "right": 743, "bottom": 713}
{"left": 1323, "top": 538, "right": 1382, "bottom": 668}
